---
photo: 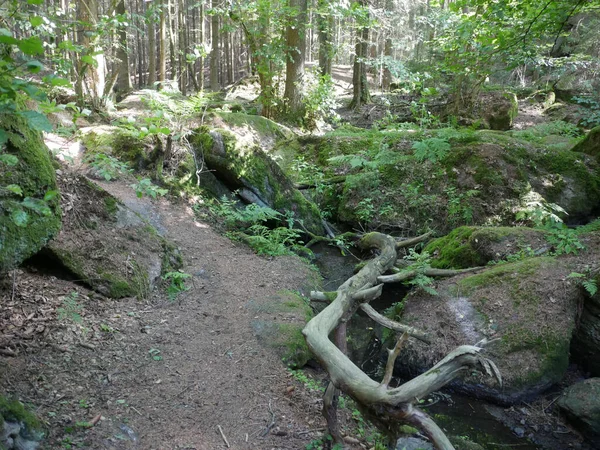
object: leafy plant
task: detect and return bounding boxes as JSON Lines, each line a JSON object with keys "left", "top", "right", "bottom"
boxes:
{"left": 445, "top": 187, "right": 478, "bottom": 225}
{"left": 412, "top": 138, "right": 451, "bottom": 163}
{"left": 162, "top": 270, "right": 191, "bottom": 301}
{"left": 57, "top": 291, "right": 83, "bottom": 323}
{"left": 545, "top": 223, "right": 585, "bottom": 256}
{"left": 288, "top": 369, "right": 324, "bottom": 392}
{"left": 130, "top": 178, "right": 168, "bottom": 199}
{"left": 86, "top": 153, "right": 132, "bottom": 181}
{"left": 148, "top": 348, "right": 163, "bottom": 361}
{"left": 568, "top": 271, "right": 598, "bottom": 297}
{"left": 356, "top": 198, "right": 376, "bottom": 224}
{"left": 401, "top": 249, "right": 437, "bottom": 295}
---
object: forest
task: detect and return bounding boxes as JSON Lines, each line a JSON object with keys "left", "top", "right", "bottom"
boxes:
{"left": 1, "top": 0, "right": 600, "bottom": 449}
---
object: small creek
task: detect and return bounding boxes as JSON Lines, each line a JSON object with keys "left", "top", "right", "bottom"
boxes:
{"left": 312, "top": 243, "right": 543, "bottom": 450}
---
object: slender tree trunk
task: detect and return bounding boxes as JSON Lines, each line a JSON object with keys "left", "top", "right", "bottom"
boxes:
{"left": 148, "top": 1, "right": 157, "bottom": 86}
{"left": 115, "top": 0, "right": 133, "bottom": 96}
{"left": 158, "top": 0, "right": 167, "bottom": 89}
{"left": 382, "top": 0, "right": 393, "bottom": 91}
{"left": 317, "top": 0, "right": 333, "bottom": 76}
{"left": 349, "top": 0, "right": 370, "bottom": 110}
{"left": 210, "top": 0, "right": 220, "bottom": 91}
{"left": 76, "top": 0, "right": 106, "bottom": 107}
{"left": 283, "top": 0, "right": 308, "bottom": 116}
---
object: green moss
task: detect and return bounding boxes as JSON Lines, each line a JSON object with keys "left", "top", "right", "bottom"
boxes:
{"left": 424, "top": 227, "right": 484, "bottom": 269}
{"left": 0, "top": 114, "right": 61, "bottom": 271}
{"left": 104, "top": 197, "right": 118, "bottom": 215}
{"left": 0, "top": 395, "right": 42, "bottom": 431}
{"left": 458, "top": 257, "right": 553, "bottom": 295}
{"left": 277, "top": 323, "right": 312, "bottom": 368}
{"left": 577, "top": 218, "right": 600, "bottom": 234}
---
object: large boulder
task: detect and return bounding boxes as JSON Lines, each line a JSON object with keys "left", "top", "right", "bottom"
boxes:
{"left": 394, "top": 255, "right": 581, "bottom": 404}
{"left": 557, "top": 378, "right": 600, "bottom": 445}
{"left": 479, "top": 92, "right": 519, "bottom": 130}
{"left": 45, "top": 174, "right": 181, "bottom": 298}
{"left": 572, "top": 126, "right": 600, "bottom": 160}
{"left": 570, "top": 271, "right": 600, "bottom": 375}
{"left": 0, "top": 114, "right": 61, "bottom": 272}
{"left": 191, "top": 127, "right": 324, "bottom": 235}
{"left": 424, "top": 226, "right": 548, "bottom": 269}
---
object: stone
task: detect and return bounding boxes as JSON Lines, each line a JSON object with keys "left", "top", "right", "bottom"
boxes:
{"left": 557, "top": 378, "right": 600, "bottom": 445}
{"left": 0, "top": 114, "right": 61, "bottom": 272}
{"left": 572, "top": 126, "right": 600, "bottom": 160}
{"left": 396, "top": 436, "right": 434, "bottom": 450}
{"left": 481, "top": 92, "right": 519, "bottom": 131}
{"left": 571, "top": 290, "right": 600, "bottom": 376}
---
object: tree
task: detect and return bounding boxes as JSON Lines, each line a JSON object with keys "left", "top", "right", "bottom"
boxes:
{"left": 210, "top": 0, "right": 220, "bottom": 91}
{"left": 349, "top": 0, "right": 371, "bottom": 109}
{"left": 75, "top": 0, "right": 106, "bottom": 107}
{"left": 317, "top": 0, "right": 334, "bottom": 76}
{"left": 114, "top": 0, "right": 133, "bottom": 96}
{"left": 283, "top": 0, "right": 308, "bottom": 116}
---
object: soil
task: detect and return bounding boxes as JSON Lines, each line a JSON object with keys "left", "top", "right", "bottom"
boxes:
{"left": 0, "top": 175, "right": 344, "bottom": 449}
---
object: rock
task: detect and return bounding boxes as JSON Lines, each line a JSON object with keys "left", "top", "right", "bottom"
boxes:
{"left": 513, "top": 426, "right": 525, "bottom": 437}
{"left": 424, "top": 226, "right": 549, "bottom": 269}
{"left": 395, "top": 436, "right": 434, "bottom": 450}
{"left": 0, "top": 114, "right": 61, "bottom": 272}
{"left": 557, "top": 378, "right": 600, "bottom": 445}
{"left": 572, "top": 126, "right": 600, "bottom": 160}
{"left": 0, "top": 398, "right": 44, "bottom": 450}
{"left": 191, "top": 127, "right": 324, "bottom": 235}
{"left": 571, "top": 281, "right": 600, "bottom": 375}
{"left": 480, "top": 92, "right": 519, "bottom": 130}
{"left": 46, "top": 175, "right": 181, "bottom": 298}
{"left": 394, "top": 256, "right": 582, "bottom": 404}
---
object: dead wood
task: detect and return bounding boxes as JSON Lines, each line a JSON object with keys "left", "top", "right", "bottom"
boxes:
{"left": 302, "top": 232, "right": 501, "bottom": 449}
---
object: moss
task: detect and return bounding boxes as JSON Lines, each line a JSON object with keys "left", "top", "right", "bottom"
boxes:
{"left": 577, "top": 218, "right": 600, "bottom": 234}
{"left": 572, "top": 125, "right": 600, "bottom": 159}
{"left": 0, "top": 114, "right": 61, "bottom": 271}
{"left": 0, "top": 395, "right": 42, "bottom": 431}
{"left": 104, "top": 197, "right": 118, "bottom": 215}
{"left": 424, "top": 227, "right": 484, "bottom": 269}
{"left": 458, "top": 256, "right": 553, "bottom": 295}
{"left": 251, "top": 320, "right": 312, "bottom": 368}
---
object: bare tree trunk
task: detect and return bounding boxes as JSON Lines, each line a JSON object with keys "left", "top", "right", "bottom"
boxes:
{"left": 283, "top": 0, "right": 308, "bottom": 116}
{"left": 317, "top": 0, "right": 333, "bottom": 76}
{"left": 158, "top": 0, "right": 167, "bottom": 89}
{"left": 76, "top": 0, "right": 106, "bottom": 107}
{"left": 115, "top": 0, "right": 133, "bottom": 96}
{"left": 210, "top": 0, "right": 220, "bottom": 91}
{"left": 148, "top": 0, "right": 157, "bottom": 87}
{"left": 382, "top": 0, "right": 394, "bottom": 91}
{"left": 349, "top": 0, "right": 370, "bottom": 110}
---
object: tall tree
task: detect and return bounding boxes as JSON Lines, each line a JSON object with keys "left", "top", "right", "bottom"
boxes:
{"left": 210, "top": 0, "right": 220, "bottom": 90}
{"left": 283, "top": 0, "right": 308, "bottom": 116}
{"left": 349, "top": 0, "right": 370, "bottom": 109}
{"left": 148, "top": 1, "right": 157, "bottom": 87}
{"left": 115, "top": 0, "right": 133, "bottom": 96}
{"left": 75, "top": 0, "right": 106, "bottom": 107}
{"left": 317, "top": 0, "right": 334, "bottom": 76}
{"left": 158, "top": 0, "right": 167, "bottom": 89}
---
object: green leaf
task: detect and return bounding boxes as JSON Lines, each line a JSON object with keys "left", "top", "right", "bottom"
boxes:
{"left": 26, "top": 60, "right": 44, "bottom": 73}
{"left": 6, "top": 184, "right": 23, "bottom": 196}
{"left": 27, "top": 0, "right": 44, "bottom": 4}
{"left": 44, "top": 190, "right": 58, "bottom": 201}
{"left": 0, "top": 129, "right": 7, "bottom": 146}
{"left": 30, "top": 16, "right": 43, "bottom": 27}
{"left": 81, "top": 55, "right": 98, "bottom": 67}
{"left": 0, "top": 35, "right": 18, "bottom": 46}
{"left": 17, "top": 37, "right": 44, "bottom": 55}
{"left": 0, "top": 154, "right": 18, "bottom": 165}
{"left": 11, "top": 209, "right": 29, "bottom": 227}
{"left": 20, "top": 111, "right": 52, "bottom": 132}
{"left": 22, "top": 197, "right": 51, "bottom": 215}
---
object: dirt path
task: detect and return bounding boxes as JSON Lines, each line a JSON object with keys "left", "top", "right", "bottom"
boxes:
{"left": 1, "top": 179, "right": 329, "bottom": 449}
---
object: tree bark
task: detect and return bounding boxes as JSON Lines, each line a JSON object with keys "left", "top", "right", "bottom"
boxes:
{"left": 283, "top": 0, "right": 308, "bottom": 116}
{"left": 210, "top": 0, "right": 220, "bottom": 91}
{"left": 148, "top": 0, "right": 157, "bottom": 87}
{"left": 115, "top": 0, "right": 133, "bottom": 96}
{"left": 158, "top": 0, "right": 167, "bottom": 89}
{"left": 349, "top": 0, "right": 370, "bottom": 110}
{"left": 317, "top": 0, "right": 333, "bottom": 76}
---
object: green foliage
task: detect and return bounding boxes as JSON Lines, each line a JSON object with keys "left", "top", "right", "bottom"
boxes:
{"left": 573, "top": 96, "right": 600, "bottom": 128}
{"left": 446, "top": 187, "right": 479, "bottom": 225}
{"left": 288, "top": 369, "right": 324, "bottom": 392}
{"left": 402, "top": 249, "right": 438, "bottom": 295}
{"left": 303, "top": 72, "right": 339, "bottom": 127}
{"left": 412, "top": 138, "right": 451, "bottom": 163}
{"left": 568, "top": 271, "right": 598, "bottom": 297}
{"left": 86, "top": 153, "right": 132, "bottom": 181}
{"left": 544, "top": 223, "right": 585, "bottom": 256}
{"left": 57, "top": 291, "right": 83, "bottom": 323}
{"left": 515, "top": 190, "right": 567, "bottom": 227}
{"left": 162, "top": 270, "right": 191, "bottom": 301}
{"left": 512, "top": 120, "right": 582, "bottom": 141}
{"left": 130, "top": 178, "right": 168, "bottom": 199}
{"left": 148, "top": 348, "right": 163, "bottom": 361}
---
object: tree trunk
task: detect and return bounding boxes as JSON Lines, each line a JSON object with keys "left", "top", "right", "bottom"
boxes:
{"left": 76, "top": 0, "right": 106, "bottom": 107}
{"left": 317, "top": 0, "right": 333, "bottom": 77}
{"left": 283, "top": 0, "right": 308, "bottom": 116}
{"left": 210, "top": 0, "right": 220, "bottom": 91}
{"left": 115, "top": 0, "right": 133, "bottom": 96}
{"left": 349, "top": 0, "right": 370, "bottom": 110}
{"left": 148, "top": 1, "right": 157, "bottom": 87}
{"left": 382, "top": 0, "right": 394, "bottom": 91}
{"left": 158, "top": 0, "right": 167, "bottom": 89}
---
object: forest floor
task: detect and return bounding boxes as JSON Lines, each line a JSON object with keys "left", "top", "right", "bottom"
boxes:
{"left": 0, "top": 175, "right": 360, "bottom": 449}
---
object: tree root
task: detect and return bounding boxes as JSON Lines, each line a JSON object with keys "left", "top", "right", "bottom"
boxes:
{"left": 302, "top": 232, "right": 501, "bottom": 449}
{"left": 378, "top": 266, "right": 484, "bottom": 284}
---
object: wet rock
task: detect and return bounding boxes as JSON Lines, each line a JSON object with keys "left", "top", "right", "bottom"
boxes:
{"left": 557, "top": 378, "right": 600, "bottom": 445}
{"left": 393, "top": 256, "right": 582, "bottom": 404}
{"left": 395, "top": 436, "right": 433, "bottom": 450}
{"left": 0, "top": 114, "right": 61, "bottom": 272}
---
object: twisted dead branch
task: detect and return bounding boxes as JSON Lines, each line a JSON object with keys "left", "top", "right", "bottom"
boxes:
{"left": 302, "top": 232, "right": 501, "bottom": 449}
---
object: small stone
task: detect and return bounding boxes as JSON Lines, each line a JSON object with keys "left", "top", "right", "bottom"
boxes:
{"left": 513, "top": 427, "right": 525, "bottom": 438}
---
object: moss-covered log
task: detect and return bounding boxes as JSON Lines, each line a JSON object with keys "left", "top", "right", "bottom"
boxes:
{"left": 302, "top": 232, "right": 501, "bottom": 449}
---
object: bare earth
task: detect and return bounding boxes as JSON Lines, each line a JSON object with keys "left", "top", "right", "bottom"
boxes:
{"left": 0, "top": 178, "right": 333, "bottom": 449}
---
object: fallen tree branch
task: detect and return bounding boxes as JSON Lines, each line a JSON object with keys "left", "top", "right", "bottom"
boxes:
{"left": 302, "top": 232, "right": 501, "bottom": 449}
{"left": 381, "top": 332, "right": 408, "bottom": 387}
{"left": 378, "top": 266, "right": 484, "bottom": 284}
{"left": 396, "top": 231, "right": 433, "bottom": 249}
{"left": 295, "top": 175, "right": 347, "bottom": 190}
{"left": 359, "top": 304, "right": 431, "bottom": 344}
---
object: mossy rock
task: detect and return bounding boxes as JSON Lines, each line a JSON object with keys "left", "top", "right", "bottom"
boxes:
{"left": 0, "top": 395, "right": 44, "bottom": 447}
{"left": 80, "top": 125, "right": 159, "bottom": 170}
{"left": 248, "top": 290, "right": 314, "bottom": 368}
{"left": 191, "top": 128, "right": 324, "bottom": 235}
{"left": 424, "top": 226, "right": 548, "bottom": 269}
{"left": 0, "top": 114, "right": 61, "bottom": 272}
{"left": 46, "top": 175, "right": 181, "bottom": 298}
{"left": 558, "top": 378, "right": 600, "bottom": 446}
{"left": 572, "top": 126, "right": 600, "bottom": 160}
{"left": 571, "top": 271, "right": 600, "bottom": 376}
{"left": 480, "top": 92, "right": 519, "bottom": 131}
{"left": 396, "top": 255, "right": 580, "bottom": 404}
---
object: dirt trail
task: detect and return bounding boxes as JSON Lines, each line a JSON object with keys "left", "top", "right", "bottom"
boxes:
{"left": 1, "top": 178, "right": 327, "bottom": 449}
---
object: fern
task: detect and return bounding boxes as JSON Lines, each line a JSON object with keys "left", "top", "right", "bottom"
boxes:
{"left": 583, "top": 279, "right": 598, "bottom": 297}
{"left": 412, "top": 138, "right": 451, "bottom": 163}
